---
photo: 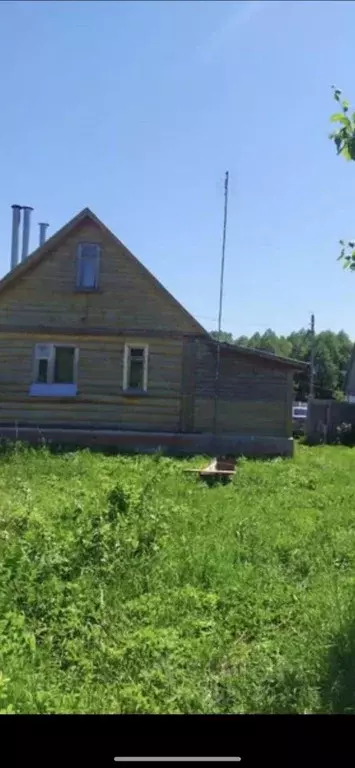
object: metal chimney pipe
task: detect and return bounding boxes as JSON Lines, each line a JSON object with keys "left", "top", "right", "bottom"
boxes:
{"left": 21, "top": 206, "right": 33, "bottom": 262}
{"left": 38, "top": 222, "right": 49, "bottom": 247}
{"left": 10, "top": 204, "right": 22, "bottom": 270}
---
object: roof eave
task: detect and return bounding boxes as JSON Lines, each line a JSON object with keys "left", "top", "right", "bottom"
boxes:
{"left": 211, "top": 339, "right": 309, "bottom": 370}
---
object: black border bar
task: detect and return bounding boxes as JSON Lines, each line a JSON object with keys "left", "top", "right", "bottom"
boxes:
{"left": 7, "top": 714, "right": 354, "bottom": 768}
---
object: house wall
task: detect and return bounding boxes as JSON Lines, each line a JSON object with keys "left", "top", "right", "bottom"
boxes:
{"left": 0, "top": 333, "right": 184, "bottom": 432}
{"left": 191, "top": 340, "right": 292, "bottom": 437}
{"left": 0, "top": 334, "right": 294, "bottom": 440}
{"left": 0, "top": 218, "right": 203, "bottom": 335}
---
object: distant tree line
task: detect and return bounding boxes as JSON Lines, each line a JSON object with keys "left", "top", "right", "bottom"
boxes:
{"left": 210, "top": 328, "right": 353, "bottom": 401}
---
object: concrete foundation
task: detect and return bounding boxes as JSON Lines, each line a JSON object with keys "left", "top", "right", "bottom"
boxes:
{"left": 0, "top": 425, "right": 294, "bottom": 458}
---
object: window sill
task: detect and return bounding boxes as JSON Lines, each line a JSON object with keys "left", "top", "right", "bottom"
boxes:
{"left": 29, "top": 384, "right": 78, "bottom": 397}
{"left": 122, "top": 389, "right": 148, "bottom": 397}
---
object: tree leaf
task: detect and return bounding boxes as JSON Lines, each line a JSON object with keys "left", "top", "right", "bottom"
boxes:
{"left": 330, "top": 113, "right": 350, "bottom": 125}
{"left": 340, "top": 145, "right": 352, "bottom": 160}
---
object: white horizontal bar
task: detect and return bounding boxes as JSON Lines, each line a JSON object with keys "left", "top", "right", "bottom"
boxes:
{"left": 114, "top": 759, "right": 241, "bottom": 763}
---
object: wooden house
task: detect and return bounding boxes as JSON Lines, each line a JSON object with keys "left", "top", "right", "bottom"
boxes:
{"left": 0, "top": 207, "right": 306, "bottom": 456}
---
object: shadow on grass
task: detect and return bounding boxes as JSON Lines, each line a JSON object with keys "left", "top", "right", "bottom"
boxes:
{"left": 0, "top": 436, "right": 187, "bottom": 458}
{"left": 302, "top": 439, "right": 355, "bottom": 450}
{"left": 320, "top": 621, "right": 355, "bottom": 714}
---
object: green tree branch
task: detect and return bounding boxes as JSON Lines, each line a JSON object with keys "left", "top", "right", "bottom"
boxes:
{"left": 329, "top": 87, "right": 355, "bottom": 269}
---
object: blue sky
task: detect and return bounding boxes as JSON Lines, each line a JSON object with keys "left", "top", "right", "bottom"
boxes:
{"left": 0, "top": 0, "right": 354, "bottom": 339}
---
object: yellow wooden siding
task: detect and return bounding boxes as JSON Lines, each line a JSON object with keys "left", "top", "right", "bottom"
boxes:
{"left": 0, "top": 335, "right": 182, "bottom": 431}
{"left": 0, "top": 219, "right": 202, "bottom": 334}
{"left": 194, "top": 398, "right": 287, "bottom": 436}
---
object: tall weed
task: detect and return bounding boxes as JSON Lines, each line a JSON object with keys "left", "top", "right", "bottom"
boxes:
{"left": 0, "top": 444, "right": 354, "bottom": 712}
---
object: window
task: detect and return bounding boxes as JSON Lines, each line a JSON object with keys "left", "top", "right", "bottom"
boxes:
{"left": 30, "top": 344, "right": 79, "bottom": 396}
{"left": 123, "top": 344, "right": 149, "bottom": 392}
{"left": 54, "top": 347, "right": 76, "bottom": 383}
{"left": 76, "top": 243, "right": 100, "bottom": 289}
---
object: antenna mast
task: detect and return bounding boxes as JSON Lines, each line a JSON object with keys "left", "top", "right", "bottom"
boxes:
{"left": 213, "top": 171, "right": 230, "bottom": 436}
{"left": 218, "top": 171, "right": 229, "bottom": 338}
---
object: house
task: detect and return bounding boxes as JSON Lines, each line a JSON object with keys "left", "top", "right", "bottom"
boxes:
{"left": 0, "top": 206, "right": 307, "bottom": 457}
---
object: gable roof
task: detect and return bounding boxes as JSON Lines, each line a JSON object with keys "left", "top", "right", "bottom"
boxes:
{"left": 0, "top": 207, "right": 208, "bottom": 336}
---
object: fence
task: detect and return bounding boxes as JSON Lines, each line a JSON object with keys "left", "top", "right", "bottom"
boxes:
{"left": 306, "top": 399, "right": 355, "bottom": 444}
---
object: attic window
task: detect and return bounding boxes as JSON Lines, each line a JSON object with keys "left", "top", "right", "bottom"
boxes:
{"left": 76, "top": 243, "right": 100, "bottom": 289}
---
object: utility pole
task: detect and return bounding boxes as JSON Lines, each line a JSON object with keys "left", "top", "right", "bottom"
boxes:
{"left": 309, "top": 312, "right": 315, "bottom": 400}
{"left": 213, "top": 171, "right": 230, "bottom": 436}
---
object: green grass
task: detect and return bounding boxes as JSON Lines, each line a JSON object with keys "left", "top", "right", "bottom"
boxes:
{"left": 1, "top": 442, "right": 355, "bottom": 714}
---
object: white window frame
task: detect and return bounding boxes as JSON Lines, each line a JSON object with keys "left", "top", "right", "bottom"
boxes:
{"left": 29, "top": 343, "right": 79, "bottom": 397}
{"left": 76, "top": 242, "right": 100, "bottom": 290}
{"left": 123, "top": 344, "right": 149, "bottom": 392}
